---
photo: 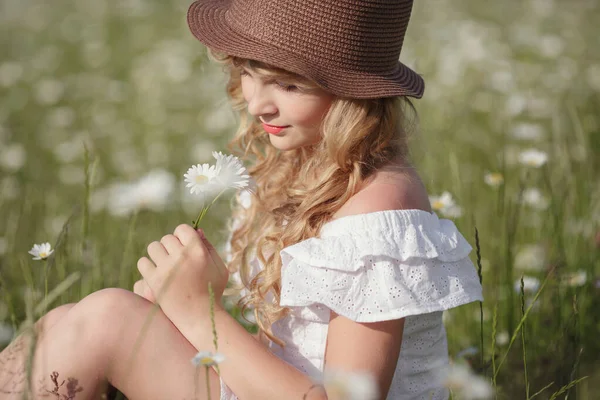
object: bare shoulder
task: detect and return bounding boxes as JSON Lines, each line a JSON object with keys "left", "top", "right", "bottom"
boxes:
{"left": 333, "top": 164, "right": 432, "bottom": 220}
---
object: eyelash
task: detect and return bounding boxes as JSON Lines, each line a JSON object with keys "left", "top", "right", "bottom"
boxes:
{"left": 239, "top": 69, "right": 298, "bottom": 92}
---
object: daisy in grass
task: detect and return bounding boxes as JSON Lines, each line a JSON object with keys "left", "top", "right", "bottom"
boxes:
{"left": 484, "top": 172, "right": 504, "bottom": 188}
{"left": 320, "top": 369, "right": 378, "bottom": 400}
{"left": 429, "top": 191, "right": 463, "bottom": 218}
{"left": 191, "top": 351, "right": 226, "bottom": 367}
{"left": 442, "top": 361, "right": 492, "bottom": 400}
{"left": 28, "top": 242, "right": 54, "bottom": 260}
{"left": 185, "top": 151, "right": 251, "bottom": 229}
{"left": 518, "top": 148, "right": 548, "bottom": 168}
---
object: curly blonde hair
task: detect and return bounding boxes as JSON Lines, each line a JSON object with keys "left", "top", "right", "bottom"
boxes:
{"left": 210, "top": 50, "right": 418, "bottom": 346}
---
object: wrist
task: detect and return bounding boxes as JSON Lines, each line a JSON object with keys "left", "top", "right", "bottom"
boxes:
{"left": 175, "top": 301, "right": 227, "bottom": 344}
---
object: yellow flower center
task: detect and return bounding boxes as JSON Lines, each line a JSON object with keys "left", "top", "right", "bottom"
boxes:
{"left": 432, "top": 200, "right": 444, "bottom": 210}
{"left": 40, "top": 252, "right": 48, "bottom": 258}
{"left": 200, "top": 357, "right": 213, "bottom": 365}
{"left": 488, "top": 173, "right": 504, "bottom": 184}
{"left": 194, "top": 175, "right": 208, "bottom": 184}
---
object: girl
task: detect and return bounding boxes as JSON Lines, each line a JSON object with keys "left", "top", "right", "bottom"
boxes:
{"left": 0, "top": 0, "right": 483, "bottom": 399}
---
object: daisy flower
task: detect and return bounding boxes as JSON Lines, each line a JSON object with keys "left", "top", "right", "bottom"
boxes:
{"left": 28, "top": 242, "right": 54, "bottom": 260}
{"left": 184, "top": 163, "right": 219, "bottom": 197}
{"left": 185, "top": 152, "right": 251, "bottom": 229}
{"left": 514, "top": 276, "right": 540, "bottom": 293}
{"left": 522, "top": 187, "right": 549, "bottom": 210}
{"left": 321, "top": 369, "right": 378, "bottom": 400}
{"left": 430, "top": 191, "right": 463, "bottom": 218}
{"left": 191, "top": 351, "right": 226, "bottom": 367}
{"left": 442, "top": 361, "right": 493, "bottom": 400}
{"left": 483, "top": 172, "right": 504, "bottom": 187}
{"left": 212, "top": 151, "right": 251, "bottom": 190}
{"left": 518, "top": 148, "right": 548, "bottom": 168}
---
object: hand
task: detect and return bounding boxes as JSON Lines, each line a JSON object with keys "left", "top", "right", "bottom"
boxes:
{"left": 136, "top": 224, "right": 229, "bottom": 330}
{"left": 133, "top": 279, "right": 155, "bottom": 303}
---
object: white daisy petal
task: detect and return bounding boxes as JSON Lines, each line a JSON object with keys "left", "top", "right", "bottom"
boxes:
{"left": 191, "top": 351, "right": 226, "bottom": 367}
{"left": 212, "top": 151, "right": 251, "bottom": 191}
{"left": 28, "top": 242, "right": 54, "bottom": 260}
{"left": 518, "top": 149, "right": 548, "bottom": 168}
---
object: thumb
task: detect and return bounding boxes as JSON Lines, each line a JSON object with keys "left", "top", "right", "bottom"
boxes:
{"left": 196, "top": 229, "right": 215, "bottom": 252}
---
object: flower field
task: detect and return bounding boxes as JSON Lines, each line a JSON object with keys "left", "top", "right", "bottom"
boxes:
{"left": 0, "top": 0, "right": 599, "bottom": 398}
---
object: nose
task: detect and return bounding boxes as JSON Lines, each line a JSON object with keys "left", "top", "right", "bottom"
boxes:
{"left": 246, "top": 84, "right": 278, "bottom": 118}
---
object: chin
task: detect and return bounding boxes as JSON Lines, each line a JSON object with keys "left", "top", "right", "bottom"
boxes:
{"left": 268, "top": 136, "right": 303, "bottom": 151}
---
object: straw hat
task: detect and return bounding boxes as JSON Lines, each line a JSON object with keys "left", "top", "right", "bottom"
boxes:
{"left": 187, "top": 0, "right": 424, "bottom": 99}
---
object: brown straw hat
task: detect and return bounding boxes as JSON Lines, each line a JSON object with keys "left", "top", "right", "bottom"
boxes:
{"left": 187, "top": 0, "right": 425, "bottom": 99}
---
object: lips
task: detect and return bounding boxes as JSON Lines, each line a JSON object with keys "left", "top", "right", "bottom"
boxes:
{"left": 262, "top": 123, "right": 289, "bottom": 135}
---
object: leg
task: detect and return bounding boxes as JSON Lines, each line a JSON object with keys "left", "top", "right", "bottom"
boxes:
{"left": 0, "top": 303, "right": 76, "bottom": 398}
{"left": 4, "top": 288, "right": 221, "bottom": 400}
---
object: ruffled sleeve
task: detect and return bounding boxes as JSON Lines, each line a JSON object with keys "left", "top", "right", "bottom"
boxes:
{"left": 279, "top": 210, "right": 483, "bottom": 323}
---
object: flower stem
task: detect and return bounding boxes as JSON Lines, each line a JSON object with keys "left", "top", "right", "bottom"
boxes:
{"left": 191, "top": 189, "right": 229, "bottom": 229}
{"left": 205, "top": 367, "right": 211, "bottom": 400}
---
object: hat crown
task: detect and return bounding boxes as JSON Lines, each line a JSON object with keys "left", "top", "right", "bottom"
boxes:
{"left": 226, "top": 0, "right": 414, "bottom": 73}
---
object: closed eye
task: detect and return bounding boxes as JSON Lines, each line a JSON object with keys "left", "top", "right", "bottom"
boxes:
{"left": 275, "top": 81, "right": 298, "bottom": 92}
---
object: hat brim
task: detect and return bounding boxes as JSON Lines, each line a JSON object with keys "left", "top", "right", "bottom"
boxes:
{"left": 187, "top": 0, "right": 424, "bottom": 99}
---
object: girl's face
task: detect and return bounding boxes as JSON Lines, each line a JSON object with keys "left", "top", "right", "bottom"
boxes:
{"left": 239, "top": 66, "right": 334, "bottom": 151}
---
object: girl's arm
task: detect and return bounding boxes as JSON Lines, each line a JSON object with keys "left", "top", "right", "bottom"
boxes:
{"left": 179, "top": 307, "right": 328, "bottom": 400}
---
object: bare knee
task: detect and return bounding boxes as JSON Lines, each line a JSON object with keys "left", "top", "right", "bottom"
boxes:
{"left": 36, "top": 303, "right": 76, "bottom": 338}
{"left": 67, "top": 288, "right": 155, "bottom": 352}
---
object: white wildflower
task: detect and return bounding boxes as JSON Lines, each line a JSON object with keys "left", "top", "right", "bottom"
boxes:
{"left": 563, "top": 270, "right": 587, "bottom": 287}
{"left": 108, "top": 169, "right": 176, "bottom": 216}
{"left": 28, "top": 242, "right": 54, "bottom": 260}
{"left": 185, "top": 152, "right": 250, "bottom": 200}
{"left": 212, "top": 151, "right": 251, "bottom": 190}
{"left": 483, "top": 172, "right": 504, "bottom": 188}
{"left": 518, "top": 149, "right": 548, "bottom": 168}
{"left": 514, "top": 276, "right": 540, "bottom": 293}
{"left": 514, "top": 244, "right": 546, "bottom": 272}
{"left": 0, "top": 143, "right": 26, "bottom": 172}
{"left": 430, "top": 191, "right": 463, "bottom": 218}
{"left": 322, "top": 369, "right": 378, "bottom": 400}
{"left": 184, "top": 163, "right": 219, "bottom": 197}
{"left": 522, "top": 188, "right": 549, "bottom": 210}
{"left": 0, "top": 62, "right": 23, "bottom": 87}
{"left": 495, "top": 331, "right": 509, "bottom": 346}
{"left": 191, "top": 351, "right": 226, "bottom": 367}
{"left": 442, "top": 362, "right": 493, "bottom": 400}
{"left": 538, "top": 35, "right": 564, "bottom": 59}
{"left": 35, "top": 79, "right": 65, "bottom": 105}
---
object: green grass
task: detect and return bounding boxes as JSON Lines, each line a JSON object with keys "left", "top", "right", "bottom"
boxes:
{"left": 1, "top": 0, "right": 599, "bottom": 398}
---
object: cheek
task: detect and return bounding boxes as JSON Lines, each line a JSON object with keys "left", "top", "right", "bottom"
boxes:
{"left": 293, "top": 99, "right": 332, "bottom": 127}
{"left": 240, "top": 77, "right": 253, "bottom": 102}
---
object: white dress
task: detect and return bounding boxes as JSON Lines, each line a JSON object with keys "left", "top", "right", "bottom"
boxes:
{"left": 220, "top": 208, "right": 483, "bottom": 400}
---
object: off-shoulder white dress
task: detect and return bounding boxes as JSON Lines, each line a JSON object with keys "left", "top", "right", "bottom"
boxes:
{"left": 220, "top": 207, "right": 483, "bottom": 400}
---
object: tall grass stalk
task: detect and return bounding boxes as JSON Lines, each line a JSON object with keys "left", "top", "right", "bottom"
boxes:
{"left": 520, "top": 277, "right": 530, "bottom": 399}
{"left": 493, "top": 267, "right": 552, "bottom": 380}
{"left": 491, "top": 303, "right": 498, "bottom": 396}
{"left": 474, "top": 227, "right": 484, "bottom": 368}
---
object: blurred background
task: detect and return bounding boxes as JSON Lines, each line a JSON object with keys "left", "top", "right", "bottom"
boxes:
{"left": 0, "top": 0, "right": 599, "bottom": 398}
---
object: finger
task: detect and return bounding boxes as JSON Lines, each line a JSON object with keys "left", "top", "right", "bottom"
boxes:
{"left": 147, "top": 241, "right": 169, "bottom": 263}
{"left": 137, "top": 257, "right": 156, "bottom": 280}
{"left": 133, "top": 279, "right": 144, "bottom": 295}
{"left": 160, "top": 234, "right": 182, "bottom": 255}
{"left": 173, "top": 224, "right": 201, "bottom": 247}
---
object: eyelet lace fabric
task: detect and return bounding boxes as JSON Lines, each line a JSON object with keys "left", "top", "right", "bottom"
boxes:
{"left": 220, "top": 203, "right": 483, "bottom": 400}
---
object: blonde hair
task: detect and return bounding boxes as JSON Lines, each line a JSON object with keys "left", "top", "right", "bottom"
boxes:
{"left": 210, "top": 51, "right": 418, "bottom": 346}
